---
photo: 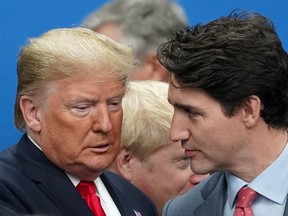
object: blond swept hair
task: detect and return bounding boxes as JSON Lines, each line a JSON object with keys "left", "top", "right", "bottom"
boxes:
{"left": 121, "top": 80, "right": 173, "bottom": 160}
{"left": 15, "top": 27, "right": 136, "bottom": 130}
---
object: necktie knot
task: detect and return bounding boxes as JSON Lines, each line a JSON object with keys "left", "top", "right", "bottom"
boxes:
{"left": 77, "top": 181, "right": 96, "bottom": 195}
{"left": 236, "top": 186, "right": 258, "bottom": 208}
{"left": 234, "top": 186, "right": 258, "bottom": 216}
{"left": 76, "top": 180, "right": 106, "bottom": 216}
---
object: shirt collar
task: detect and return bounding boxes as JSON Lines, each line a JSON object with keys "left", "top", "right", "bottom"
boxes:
{"left": 66, "top": 173, "right": 106, "bottom": 197}
{"left": 226, "top": 142, "right": 288, "bottom": 207}
{"left": 27, "top": 134, "right": 42, "bottom": 150}
{"left": 225, "top": 172, "right": 247, "bottom": 208}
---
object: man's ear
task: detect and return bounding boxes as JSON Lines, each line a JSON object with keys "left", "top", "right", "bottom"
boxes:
{"left": 115, "top": 148, "right": 133, "bottom": 181}
{"left": 242, "top": 95, "right": 262, "bottom": 128}
{"left": 146, "top": 51, "right": 169, "bottom": 82}
{"left": 19, "top": 95, "right": 41, "bottom": 132}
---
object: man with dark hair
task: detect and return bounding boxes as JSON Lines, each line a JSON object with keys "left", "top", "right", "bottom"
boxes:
{"left": 157, "top": 10, "right": 288, "bottom": 216}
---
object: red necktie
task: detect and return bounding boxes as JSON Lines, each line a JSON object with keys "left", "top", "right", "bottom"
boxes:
{"left": 234, "top": 186, "right": 258, "bottom": 216}
{"left": 76, "top": 181, "right": 106, "bottom": 216}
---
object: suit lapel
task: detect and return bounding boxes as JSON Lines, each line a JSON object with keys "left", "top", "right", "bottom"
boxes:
{"left": 38, "top": 169, "right": 94, "bottom": 216}
{"left": 16, "top": 135, "right": 93, "bottom": 216}
{"left": 194, "top": 172, "right": 227, "bottom": 216}
{"left": 283, "top": 199, "right": 288, "bottom": 216}
{"left": 101, "top": 173, "right": 137, "bottom": 216}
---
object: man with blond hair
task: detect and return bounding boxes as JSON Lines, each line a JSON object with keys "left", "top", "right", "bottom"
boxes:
{"left": 109, "top": 80, "right": 209, "bottom": 215}
{"left": 0, "top": 27, "right": 157, "bottom": 216}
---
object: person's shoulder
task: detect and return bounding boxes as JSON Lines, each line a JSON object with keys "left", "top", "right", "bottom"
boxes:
{"left": 0, "top": 145, "right": 18, "bottom": 170}
{"left": 101, "top": 170, "right": 158, "bottom": 215}
{"left": 0, "top": 135, "right": 25, "bottom": 166}
{"left": 101, "top": 170, "right": 148, "bottom": 197}
{"left": 163, "top": 172, "right": 225, "bottom": 216}
{"left": 163, "top": 176, "right": 208, "bottom": 215}
{"left": 0, "top": 201, "right": 21, "bottom": 216}
{"left": 0, "top": 145, "right": 25, "bottom": 191}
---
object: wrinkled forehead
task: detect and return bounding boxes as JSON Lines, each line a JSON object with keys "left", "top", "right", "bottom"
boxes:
{"left": 38, "top": 73, "right": 126, "bottom": 100}
{"left": 66, "top": 71, "right": 125, "bottom": 86}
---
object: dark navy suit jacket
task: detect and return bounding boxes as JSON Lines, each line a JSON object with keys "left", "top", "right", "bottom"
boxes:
{"left": 0, "top": 134, "right": 157, "bottom": 216}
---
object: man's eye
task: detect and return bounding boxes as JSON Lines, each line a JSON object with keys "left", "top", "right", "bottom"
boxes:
{"left": 181, "top": 107, "right": 194, "bottom": 115}
{"left": 75, "top": 105, "right": 89, "bottom": 111}
{"left": 108, "top": 100, "right": 122, "bottom": 111}
{"left": 184, "top": 108, "right": 200, "bottom": 118}
{"left": 183, "top": 107, "right": 191, "bottom": 113}
{"left": 71, "top": 105, "right": 91, "bottom": 116}
{"left": 110, "top": 101, "right": 120, "bottom": 106}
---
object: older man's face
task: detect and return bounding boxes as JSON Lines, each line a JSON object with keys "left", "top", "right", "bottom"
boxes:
{"left": 32, "top": 71, "right": 125, "bottom": 180}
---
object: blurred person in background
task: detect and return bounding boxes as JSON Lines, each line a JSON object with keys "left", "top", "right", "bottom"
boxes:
{"left": 82, "top": 0, "right": 188, "bottom": 82}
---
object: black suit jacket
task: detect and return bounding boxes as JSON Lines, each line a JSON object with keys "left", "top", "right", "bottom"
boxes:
{"left": 0, "top": 134, "right": 157, "bottom": 216}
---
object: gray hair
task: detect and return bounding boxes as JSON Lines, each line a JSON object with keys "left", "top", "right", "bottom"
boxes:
{"left": 82, "top": 0, "right": 188, "bottom": 60}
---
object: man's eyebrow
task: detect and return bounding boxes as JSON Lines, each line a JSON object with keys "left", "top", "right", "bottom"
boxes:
{"left": 168, "top": 98, "right": 193, "bottom": 110}
{"left": 174, "top": 103, "right": 193, "bottom": 110}
{"left": 170, "top": 101, "right": 205, "bottom": 116}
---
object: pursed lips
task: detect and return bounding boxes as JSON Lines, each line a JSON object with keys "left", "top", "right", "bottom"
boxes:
{"left": 90, "top": 141, "right": 113, "bottom": 153}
